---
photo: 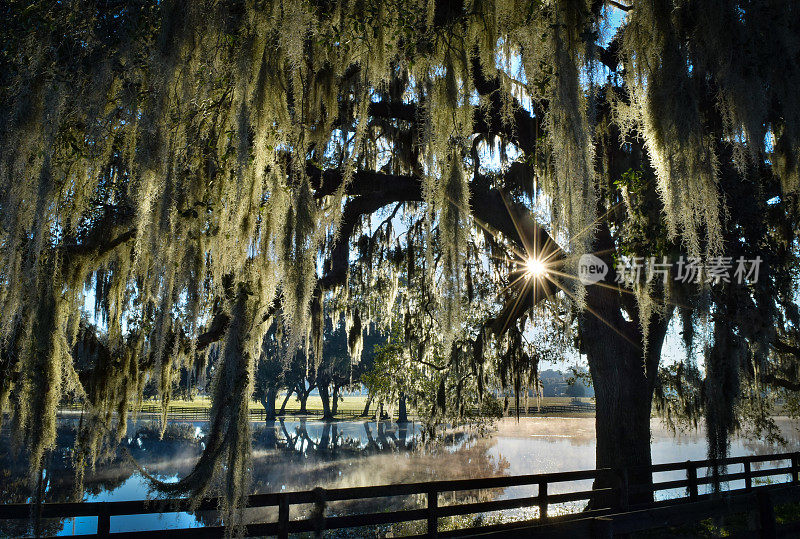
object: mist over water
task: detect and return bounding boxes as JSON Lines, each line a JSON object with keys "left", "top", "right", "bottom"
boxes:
{"left": 488, "top": 418, "right": 800, "bottom": 518}
{"left": 490, "top": 417, "right": 800, "bottom": 476}
{"left": 1, "top": 417, "right": 798, "bottom": 535}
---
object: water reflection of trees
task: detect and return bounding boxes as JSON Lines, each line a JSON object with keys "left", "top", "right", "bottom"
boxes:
{"left": 247, "top": 419, "right": 506, "bottom": 493}
{"left": 4, "top": 417, "right": 796, "bottom": 536}
{"left": 265, "top": 419, "right": 415, "bottom": 454}
{"left": 242, "top": 419, "right": 510, "bottom": 531}
{"left": 0, "top": 422, "right": 203, "bottom": 536}
{"left": 0, "top": 419, "right": 509, "bottom": 535}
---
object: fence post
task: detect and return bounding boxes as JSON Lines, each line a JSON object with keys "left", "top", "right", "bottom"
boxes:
{"left": 97, "top": 506, "right": 110, "bottom": 537}
{"left": 278, "top": 494, "right": 290, "bottom": 539}
{"left": 538, "top": 481, "right": 548, "bottom": 521}
{"left": 427, "top": 488, "right": 438, "bottom": 538}
{"left": 792, "top": 453, "right": 799, "bottom": 485}
{"left": 617, "top": 468, "right": 629, "bottom": 511}
{"left": 757, "top": 490, "right": 776, "bottom": 539}
{"left": 311, "top": 487, "right": 327, "bottom": 536}
{"left": 592, "top": 516, "right": 614, "bottom": 539}
{"left": 745, "top": 459, "right": 753, "bottom": 491}
{"left": 687, "top": 462, "right": 698, "bottom": 502}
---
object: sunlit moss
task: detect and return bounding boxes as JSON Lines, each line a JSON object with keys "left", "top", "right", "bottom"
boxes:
{"left": 0, "top": 0, "right": 797, "bottom": 525}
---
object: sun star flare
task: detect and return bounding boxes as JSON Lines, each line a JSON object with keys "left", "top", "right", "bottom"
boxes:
{"left": 523, "top": 257, "right": 548, "bottom": 279}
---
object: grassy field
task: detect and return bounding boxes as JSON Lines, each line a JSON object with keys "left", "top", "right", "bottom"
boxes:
{"left": 146, "top": 393, "right": 371, "bottom": 413}
{"left": 146, "top": 395, "right": 593, "bottom": 414}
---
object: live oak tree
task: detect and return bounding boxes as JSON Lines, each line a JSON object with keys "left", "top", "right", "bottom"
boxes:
{"left": 253, "top": 324, "right": 283, "bottom": 420}
{"left": 305, "top": 317, "right": 362, "bottom": 421}
{"left": 1, "top": 0, "right": 800, "bottom": 520}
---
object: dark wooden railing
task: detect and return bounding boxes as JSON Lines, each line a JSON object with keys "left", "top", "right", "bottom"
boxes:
{"left": 1, "top": 451, "right": 798, "bottom": 537}
{"left": 483, "top": 484, "right": 800, "bottom": 538}
{"left": 505, "top": 402, "right": 596, "bottom": 416}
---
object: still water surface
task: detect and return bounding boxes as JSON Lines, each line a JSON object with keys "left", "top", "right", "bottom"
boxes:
{"left": 2, "top": 417, "right": 798, "bottom": 536}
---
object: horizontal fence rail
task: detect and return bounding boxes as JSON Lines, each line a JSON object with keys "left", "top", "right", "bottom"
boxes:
{"left": 56, "top": 401, "right": 596, "bottom": 422}
{"left": 504, "top": 402, "right": 596, "bottom": 416}
{"left": 1, "top": 451, "right": 798, "bottom": 537}
{"left": 57, "top": 404, "right": 370, "bottom": 421}
{"left": 468, "top": 484, "right": 800, "bottom": 538}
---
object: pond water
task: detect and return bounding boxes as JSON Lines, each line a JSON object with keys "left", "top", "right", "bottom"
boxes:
{"left": 1, "top": 417, "right": 798, "bottom": 536}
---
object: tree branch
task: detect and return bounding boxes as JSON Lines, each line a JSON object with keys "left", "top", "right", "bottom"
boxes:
{"left": 196, "top": 311, "right": 231, "bottom": 352}
{"left": 62, "top": 228, "right": 137, "bottom": 260}
{"left": 315, "top": 163, "right": 566, "bottom": 334}
{"left": 607, "top": 0, "right": 632, "bottom": 12}
{"left": 772, "top": 338, "right": 800, "bottom": 359}
{"left": 761, "top": 372, "right": 800, "bottom": 392}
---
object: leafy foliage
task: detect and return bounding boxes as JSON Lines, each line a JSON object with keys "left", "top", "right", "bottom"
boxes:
{"left": 0, "top": 0, "right": 799, "bottom": 523}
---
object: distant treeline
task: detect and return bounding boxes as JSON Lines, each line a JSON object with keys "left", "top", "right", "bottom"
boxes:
{"left": 538, "top": 369, "right": 594, "bottom": 398}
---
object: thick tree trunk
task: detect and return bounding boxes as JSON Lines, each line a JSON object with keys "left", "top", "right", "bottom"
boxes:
{"left": 331, "top": 384, "right": 340, "bottom": 415}
{"left": 319, "top": 383, "right": 334, "bottom": 421}
{"left": 261, "top": 387, "right": 277, "bottom": 421}
{"left": 398, "top": 423, "right": 408, "bottom": 448}
{"left": 263, "top": 420, "right": 277, "bottom": 448}
{"left": 581, "top": 282, "right": 669, "bottom": 508}
{"left": 363, "top": 422, "right": 377, "bottom": 450}
{"left": 705, "top": 308, "right": 744, "bottom": 488}
{"left": 297, "top": 419, "right": 308, "bottom": 452}
{"left": 280, "top": 418, "right": 292, "bottom": 444}
{"left": 586, "top": 333, "right": 654, "bottom": 507}
{"left": 298, "top": 385, "right": 312, "bottom": 414}
{"left": 278, "top": 389, "right": 293, "bottom": 415}
{"left": 397, "top": 392, "right": 408, "bottom": 423}
{"left": 320, "top": 422, "right": 332, "bottom": 449}
{"left": 377, "top": 421, "right": 390, "bottom": 448}
{"left": 361, "top": 392, "right": 373, "bottom": 417}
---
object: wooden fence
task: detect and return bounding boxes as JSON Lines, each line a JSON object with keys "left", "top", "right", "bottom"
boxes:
{"left": 1, "top": 451, "right": 799, "bottom": 537}
{"left": 471, "top": 484, "right": 800, "bottom": 538}
{"left": 57, "top": 404, "right": 368, "bottom": 421}
{"left": 56, "top": 402, "right": 596, "bottom": 421}
{"left": 505, "top": 402, "right": 596, "bottom": 416}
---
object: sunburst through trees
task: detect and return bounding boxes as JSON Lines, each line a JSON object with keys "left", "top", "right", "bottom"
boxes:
{"left": 0, "top": 0, "right": 799, "bottom": 531}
